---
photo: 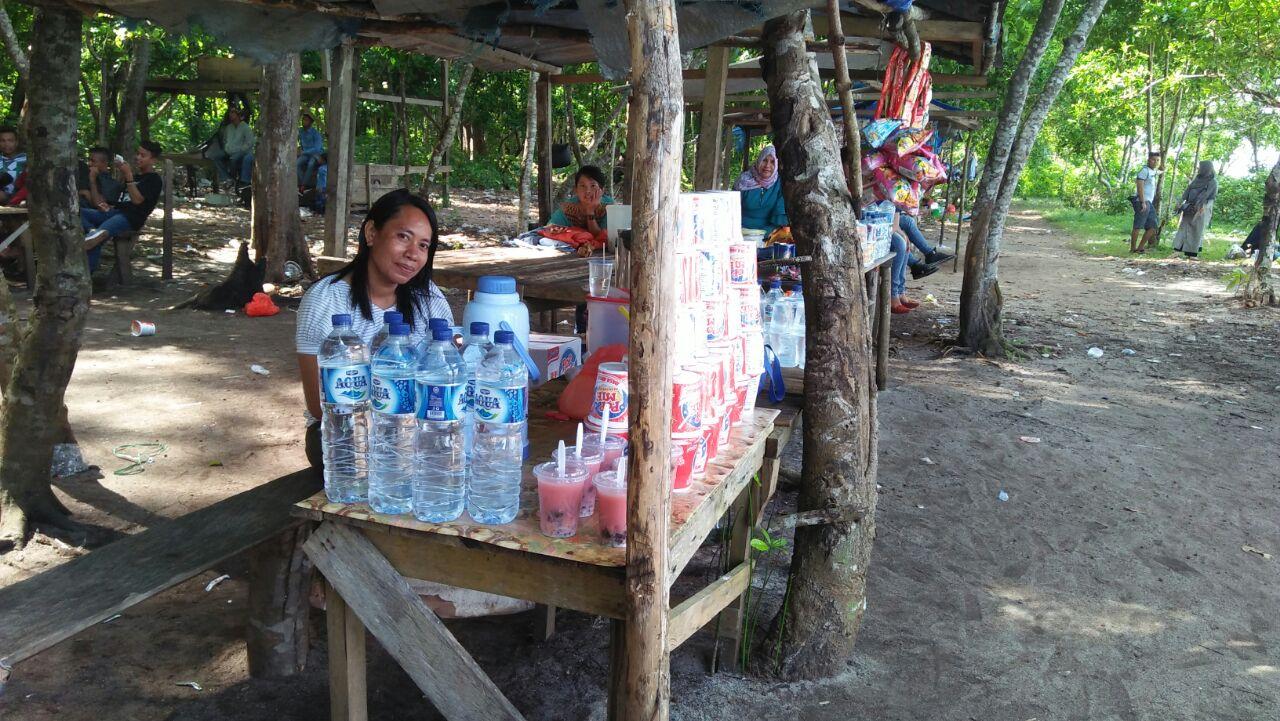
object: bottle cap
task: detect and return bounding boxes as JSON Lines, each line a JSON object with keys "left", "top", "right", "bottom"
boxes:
{"left": 477, "top": 275, "right": 517, "bottom": 295}
{"left": 432, "top": 327, "right": 453, "bottom": 341}
{"left": 429, "top": 317, "right": 449, "bottom": 330}
{"left": 389, "top": 323, "right": 411, "bottom": 336}
{"left": 384, "top": 311, "right": 404, "bottom": 325}
{"left": 769, "top": 279, "right": 781, "bottom": 289}
{"left": 332, "top": 313, "right": 352, "bottom": 326}
{"left": 470, "top": 321, "right": 490, "bottom": 336}
{"left": 494, "top": 330, "right": 515, "bottom": 344}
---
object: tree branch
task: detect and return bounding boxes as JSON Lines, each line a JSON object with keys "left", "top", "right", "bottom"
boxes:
{"left": 0, "top": 1, "right": 29, "bottom": 84}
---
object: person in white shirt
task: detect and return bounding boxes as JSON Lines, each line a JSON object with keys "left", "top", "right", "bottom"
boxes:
{"left": 1131, "top": 151, "right": 1162, "bottom": 254}
{"left": 294, "top": 188, "right": 452, "bottom": 467}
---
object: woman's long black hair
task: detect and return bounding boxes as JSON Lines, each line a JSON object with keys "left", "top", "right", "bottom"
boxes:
{"left": 328, "top": 188, "right": 440, "bottom": 330}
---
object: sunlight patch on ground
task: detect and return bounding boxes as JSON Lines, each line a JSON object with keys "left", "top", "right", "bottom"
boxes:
{"left": 1247, "top": 665, "right": 1278, "bottom": 676}
{"left": 991, "top": 584, "right": 1184, "bottom": 638}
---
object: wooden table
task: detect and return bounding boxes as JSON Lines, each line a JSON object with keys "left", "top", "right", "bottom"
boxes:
{"left": 294, "top": 396, "right": 794, "bottom": 720}
{"left": 0, "top": 206, "right": 35, "bottom": 290}
{"left": 432, "top": 246, "right": 590, "bottom": 305}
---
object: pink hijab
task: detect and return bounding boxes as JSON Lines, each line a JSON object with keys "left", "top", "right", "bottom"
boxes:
{"left": 734, "top": 145, "right": 779, "bottom": 192}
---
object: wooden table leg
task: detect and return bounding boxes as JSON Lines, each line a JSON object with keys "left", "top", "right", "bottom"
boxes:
{"left": 607, "top": 619, "right": 626, "bottom": 721}
{"left": 712, "top": 482, "right": 755, "bottom": 672}
{"left": 19, "top": 229, "right": 36, "bottom": 290}
{"left": 876, "top": 262, "right": 892, "bottom": 391}
{"left": 326, "top": 581, "right": 368, "bottom": 721}
{"left": 533, "top": 603, "right": 556, "bottom": 641}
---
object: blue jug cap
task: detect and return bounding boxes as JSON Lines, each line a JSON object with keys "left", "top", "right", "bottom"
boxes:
{"left": 432, "top": 327, "right": 453, "bottom": 341}
{"left": 429, "top": 317, "right": 449, "bottom": 330}
{"left": 477, "top": 275, "right": 517, "bottom": 295}
{"left": 769, "top": 279, "right": 781, "bottom": 289}
{"left": 332, "top": 313, "right": 352, "bottom": 326}
{"left": 494, "top": 330, "right": 515, "bottom": 344}
{"left": 470, "top": 321, "right": 490, "bottom": 335}
{"left": 389, "top": 323, "right": 411, "bottom": 336}
{"left": 384, "top": 311, "right": 404, "bottom": 324}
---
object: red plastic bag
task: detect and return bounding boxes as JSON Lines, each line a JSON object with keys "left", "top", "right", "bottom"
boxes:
{"left": 244, "top": 292, "right": 280, "bottom": 317}
{"left": 558, "top": 344, "right": 627, "bottom": 421}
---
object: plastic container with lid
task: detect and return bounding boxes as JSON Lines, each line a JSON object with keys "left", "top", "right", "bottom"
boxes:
{"left": 462, "top": 275, "right": 530, "bottom": 352}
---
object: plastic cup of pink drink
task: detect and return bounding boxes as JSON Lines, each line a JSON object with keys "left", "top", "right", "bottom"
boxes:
{"left": 534, "top": 460, "right": 591, "bottom": 538}
{"left": 563, "top": 444, "right": 604, "bottom": 517}
{"left": 594, "top": 470, "right": 627, "bottom": 547}
{"left": 583, "top": 435, "right": 627, "bottom": 475}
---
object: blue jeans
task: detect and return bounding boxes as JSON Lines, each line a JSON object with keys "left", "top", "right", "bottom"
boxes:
{"left": 890, "top": 232, "right": 908, "bottom": 297}
{"left": 80, "top": 207, "right": 134, "bottom": 272}
{"left": 297, "top": 153, "right": 320, "bottom": 186}
{"left": 213, "top": 151, "right": 253, "bottom": 183}
{"left": 898, "top": 213, "right": 937, "bottom": 256}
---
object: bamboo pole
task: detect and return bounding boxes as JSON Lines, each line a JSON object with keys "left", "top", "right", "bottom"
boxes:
{"left": 953, "top": 132, "right": 973, "bottom": 273}
{"left": 621, "top": 0, "right": 682, "bottom": 715}
{"left": 938, "top": 136, "right": 956, "bottom": 247}
{"left": 826, "top": 0, "right": 863, "bottom": 211}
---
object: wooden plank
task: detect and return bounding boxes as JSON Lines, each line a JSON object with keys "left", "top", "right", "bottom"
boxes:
{"left": 326, "top": 582, "right": 369, "bottom": 721}
{"left": 668, "top": 562, "right": 751, "bottom": 652}
{"left": 430, "top": 247, "right": 590, "bottom": 305}
{"left": 161, "top": 158, "right": 174, "bottom": 280}
{"left": 0, "top": 469, "right": 319, "bottom": 669}
{"left": 17, "top": 227, "right": 35, "bottom": 290}
{"left": 553, "top": 68, "right": 989, "bottom": 87}
{"left": 304, "top": 522, "right": 525, "bottom": 721}
{"left": 143, "top": 78, "right": 330, "bottom": 95}
{"left": 533, "top": 604, "right": 556, "bottom": 641}
{"left": 876, "top": 260, "right": 892, "bottom": 391}
{"left": 693, "top": 45, "right": 730, "bottom": 190}
{"left": 535, "top": 74, "right": 552, "bottom": 225}
{"left": 812, "top": 15, "right": 984, "bottom": 44}
{"left": 357, "top": 91, "right": 443, "bottom": 107}
{"left": 359, "top": 525, "right": 628, "bottom": 619}
{"left": 325, "top": 42, "right": 357, "bottom": 258}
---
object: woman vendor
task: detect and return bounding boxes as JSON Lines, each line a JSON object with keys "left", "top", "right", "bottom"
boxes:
{"left": 548, "top": 165, "right": 615, "bottom": 242}
{"left": 1172, "top": 161, "right": 1217, "bottom": 259}
{"left": 295, "top": 189, "right": 453, "bottom": 469}
{"left": 736, "top": 145, "right": 789, "bottom": 236}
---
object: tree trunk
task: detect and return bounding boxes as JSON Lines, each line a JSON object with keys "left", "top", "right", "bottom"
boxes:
{"left": 964, "top": 0, "right": 1109, "bottom": 357}
{"left": 552, "top": 93, "right": 628, "bottom": 206}
{"left": 252, "top": 54, "right": 309, "bottom": 283}
{"left": 758, "top": 9, "right": 878, "bottom": 680}
{"left": 111, "top": 36, "right": 151, "bottom": 160}
{"left": 958, "top": 0, "right": 1066, "bottom": 355}
{"left": 1145, "top": 46, "right": 1154, "bottom": 154}
{"left": 246, "top": 525, "right": 313, "bottom": 678}
{"left": 421, "top": 63, "right": 475, "bottom": 196}
{"left": 0, "top": 1, "right": 28, "bottom": 85}
{"left": 564, "top": 86, "right": 583, "bottom": 168}
{"left": 1252, "top": 157, "right": 1280, "bottom": 305}
{"left": 516, "top": 70, "right": 538, "bottom": 234}
{"left": 0, "top": 4, "right": 87, "bottom": 548}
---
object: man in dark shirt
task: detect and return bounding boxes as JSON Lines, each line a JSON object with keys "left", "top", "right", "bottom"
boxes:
{"left": 77, "top": 146, "right": 124, "bottom": 208}
{"left": 82, "top": 141, "right": 163, "bottom": 272}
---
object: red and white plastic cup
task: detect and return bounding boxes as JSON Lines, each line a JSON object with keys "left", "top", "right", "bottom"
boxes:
{"left": 728, "top": 241, "right": 757, "bottom": 284}
{"left": 670, "top": 370, "right": 702, "bottom": 435}
{"left": 730, "top": 283, "right": 761, "bottom": 330}
{"left": 585, "top": 362, "right": 629, "bottom": 437}
{"left": 131, "top": 320, "right": 156, "bottom": 337}
{"left": 670, "top": 433, "right": 699, "bottom": 492}
{"left": 697, "top": 244, "right": 726, "bottom": 300}
{"left": 675, "top": 250, "right": 701, "bottom": 304}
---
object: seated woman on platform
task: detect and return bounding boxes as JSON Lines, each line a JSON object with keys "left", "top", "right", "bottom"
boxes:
{"left": 295, "top": 189, "right": 453, "bottom": 470}
{"left": 736, "top": 145, "right": 789, "bottom": 237}
{"left": 546, "top": 166, "right": 615, "bottom": 252}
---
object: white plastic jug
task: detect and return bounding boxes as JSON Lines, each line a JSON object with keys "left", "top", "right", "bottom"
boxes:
{"left": 462, "top": 276, "right": 530, "bottom": 351}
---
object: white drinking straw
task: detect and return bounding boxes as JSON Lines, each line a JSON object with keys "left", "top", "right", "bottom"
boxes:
{"left": 599, "top": 409, "right": 610, "bottom": 443}
{"left": 575, "top": 423, "right": 584, "bottom": 458}
{"left": 556, "top": 440, "right": 566, "bottom": 476}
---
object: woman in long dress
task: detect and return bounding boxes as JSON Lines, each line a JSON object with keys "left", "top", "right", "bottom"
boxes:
{"left": 1173, "top": 161, "right": 1217, "bottom": 258}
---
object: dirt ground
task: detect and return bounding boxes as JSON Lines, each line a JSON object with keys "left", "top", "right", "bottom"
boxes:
{"left": 0, "top": 196, "right": 1277, "bottom": 721}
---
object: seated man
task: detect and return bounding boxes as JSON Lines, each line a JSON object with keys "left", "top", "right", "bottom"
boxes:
{"left": 897, "top": 212, "right": 954, "bottom": 279}
{"left": 312, "top": 152, "right": 328, "bottom": 212}
{"left": 81, "top": 141, "right": 164, "bottom": 272}
{"left": 207, "top": 108, "right": 256, "bottom": 189}
{"left": 296, "top": 113, "right": 324, "bottom": 190}
{"left": 0, "top": 126, "right": 26, "bottom": 204}
{"left": 77, "top": 146, "right": 124, "bottom": 208}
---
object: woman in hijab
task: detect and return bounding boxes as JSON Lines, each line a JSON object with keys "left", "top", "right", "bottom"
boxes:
{"left": 1173, "top": 161, "right": 1217, "bottom": 258}
{"left": 736, "top": 145, "right": 789, "bottom": 236}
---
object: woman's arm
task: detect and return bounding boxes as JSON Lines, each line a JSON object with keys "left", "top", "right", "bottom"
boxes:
{"left": 770, "top": 189, "right": 790, "bottom": 229}
{"left": 298, "top": 353, "right": 322, "bottom": 421}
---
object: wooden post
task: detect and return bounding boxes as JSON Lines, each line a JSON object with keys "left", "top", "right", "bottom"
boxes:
{"left": 937, "top": 135, "right": 955, "bottom": 248}
{"left": 325, "top": 582, "right": 368, "bottom": 721}
{"left": 253, "top": 54, "right": 306, "bottom": 283}
{"left": 693, "top": 46, "right": 730, "bottom": 190}
{"left": 246, "top": 525, "right": 313, "bottom": 678}
{"left": 535, "top": 74, "right": 553, "bottom": 225}
{"left": 324, "top": 41, "right": 357, "bottom": 258}
{"left": 826, "top": 0, "right": 863, "bottom": 211}
{"left": 953, "top": 133, "right": 973, "bottom": 273}
{"left": 440, "top": 60, "right": 451, "bottom": 208}
{"left": 161, "top": 159, "right": 174, "bottom": 280}
{"left": 876, "top": 262, "right": 891, "bottom": 390}
{"left": 621, "top": 0, "right": 682, "bottom": 716}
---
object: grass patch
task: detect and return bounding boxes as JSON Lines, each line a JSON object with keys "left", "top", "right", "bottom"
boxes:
{"left": 1021, "top": 198, "right": 1250, "bottom": 262}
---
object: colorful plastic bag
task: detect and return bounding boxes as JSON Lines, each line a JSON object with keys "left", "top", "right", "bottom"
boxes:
{"left": 885, "top": 127, "right": 934, "bottom": 159}
{"left": 863, "top": 119, "right": 901, "bottom": 150}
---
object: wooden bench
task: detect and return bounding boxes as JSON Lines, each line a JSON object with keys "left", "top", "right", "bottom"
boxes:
{"left": 0, "top": 468, "right": 319, "bottom": 689}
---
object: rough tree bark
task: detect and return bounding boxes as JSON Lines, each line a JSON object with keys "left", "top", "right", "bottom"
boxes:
{"left": 759, "top": 9, "right": 878, "bottom": 680}
{"left": 110, "top": 35, "right": 151, "bottom": 160}
{"left": 958, "top": 0, "right": 1066, "bottom": 355}
{"left": 420, "top": 62, "right": 475, "bottom": 197}
{"left": 516, "top": 70, "right": 538, "bottom": 234}
{"left": 1251, "top": 157, "right": 1280, "bottom": 305}
{"left": 252, "top": 54, "right": 310, "bottom": 284}
{"left": 0, "top": 4, "right": 88, "bottom": 549}
{"left": 972, "top": 0, "right": 1110, "bottom": 328}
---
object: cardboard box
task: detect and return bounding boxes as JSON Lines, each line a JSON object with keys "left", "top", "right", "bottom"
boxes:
{"left": 528, "top": 333, "right": 583, "bottom": 386}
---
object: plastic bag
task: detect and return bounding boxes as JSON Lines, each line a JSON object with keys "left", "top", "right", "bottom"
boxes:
{"left": 888, "top": 177, "right": 922, "bottom": 216}
{"left": 558, "top": 344, "right": 628, "bottom": 420}
{"left": 885, "top": 127, "right": 933, "bottom": 159}
{"left": 244, "top": 292, "right": 280, "bottom": 317}
{"left": 863, "top": 119, "right": 902, "bottom": 150}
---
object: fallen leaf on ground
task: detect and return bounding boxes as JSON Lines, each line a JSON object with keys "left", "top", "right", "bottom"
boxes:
{"left": 920, "top": 456, "right": 936, "bottom": 465}
{"left": 1242, "top": 545, "right": 1272, "bottom": 560}
{"left": 1123, "top": 507, "right": 1140, "bottom": 513}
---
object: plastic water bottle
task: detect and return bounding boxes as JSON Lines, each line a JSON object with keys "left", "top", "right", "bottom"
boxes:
{"left": 414, "top": 326, "right": 467, "bottom": 522}
{"left": 788, "top": 284, "right": 805, "bottom": 369}
{"left": 468, "top": 330, "right": 527, "bottom": 524}
{"left": 369, "top": 323, "right": 417, "bottom": 515}
{"left": 774, "top": 285, "right": 799, "bottom": 368}
{"left": 460, "top": 321, "right": 493, "bottom": 457}
{"left": 370, "top": 311, "right": 403, "bottom": 356}
{"left": 318, "top": 314, "right": 370, "bottom": 504}
{"left": 761, "top": 279, "right": 783, "bottom": 360}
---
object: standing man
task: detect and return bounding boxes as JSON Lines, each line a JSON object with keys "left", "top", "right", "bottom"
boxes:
{"left": 0, "top": 126, "right": 27, "bottom": 202}
{"left": 1131, "top": 151, "right": 1161, "bottom": 254}
{"left": 82, "top": 141, "right": 165, "bottom": 272}
{"left": 296, "top": 112, "right": 324, "bottom": 191}
{"left": 211, "top": 108, "right": 256, "bottom": 190}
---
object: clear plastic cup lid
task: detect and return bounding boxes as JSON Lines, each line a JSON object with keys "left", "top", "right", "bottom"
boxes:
{"left": 533, "top": 460, "right": 590, "bottom": 483}
{"left": 593, "top": 470, "right": 626, "bottom": 491}
{"left": 564, "top": 445, "right": 603, "bottom": 463}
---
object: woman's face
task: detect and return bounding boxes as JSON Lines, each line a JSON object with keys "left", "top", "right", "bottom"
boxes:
{"left": 365, "top": 205, "right": 434, "bottom": 286}
{"left": 576, "top": 175, "right": 604, "bottom": 207}
{"left": 757, "top": 153, "right": 777, "bottom": 177}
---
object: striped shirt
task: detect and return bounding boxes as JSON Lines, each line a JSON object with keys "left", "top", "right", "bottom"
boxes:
{"left": 295, "top": 274, "right": 453, "bottom": 356}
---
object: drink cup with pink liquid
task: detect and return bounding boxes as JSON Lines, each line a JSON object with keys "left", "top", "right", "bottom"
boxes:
{"left": 566, "top": 422, "right": 604, "bottom": 517}
{"left": 594, "top": 464, "right": 627, "bottom": 547}
{"left": 535, "top": 441, "right": 591, "bottom": 538}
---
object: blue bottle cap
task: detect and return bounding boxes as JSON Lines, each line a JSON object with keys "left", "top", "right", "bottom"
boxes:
{"left": 494, "top": 330, "right": 515, "bottom": 344}
{"left": 477, "top": 275, "right": 517, "bottom": 295}
{"left": 429, "top": 317, "right": 449, "bottom": 330}
{"left": 432, "top": 327, "right": 453, "bottom": 341}
{"left": 384, "top": 311, "right": 404, "bottom": 324}
{"left": 389, "top": 323, "right": 411, "bottom": 336}
{"left": 769, "top": 279, "right": 781, "bottom": 289}
{"left": 332, "top": 313, "right": 352, "bottom": 326}
{"left": 470, "top": 321, "right": 490, "bottom": 336}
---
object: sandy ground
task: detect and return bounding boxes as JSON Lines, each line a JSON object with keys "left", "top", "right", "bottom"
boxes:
{"left": 0, "top": 198, "right": 1277, "bottom": 721}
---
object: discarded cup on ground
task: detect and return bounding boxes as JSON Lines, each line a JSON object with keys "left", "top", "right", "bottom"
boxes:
{"left": 534, "top": 459, "right": 591, "bottom": 538}
{"left": 131, "top": 320, "right": 156, "bottom": 337}
{"left": 588, "top": 257, "right": 614, "bottom": 297}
